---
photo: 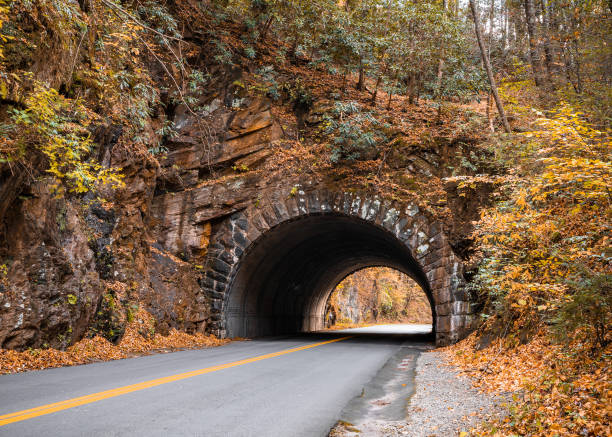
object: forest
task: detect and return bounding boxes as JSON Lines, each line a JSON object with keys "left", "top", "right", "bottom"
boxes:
{"left": 0, "top": 0, "right": 610, "bottom": 435}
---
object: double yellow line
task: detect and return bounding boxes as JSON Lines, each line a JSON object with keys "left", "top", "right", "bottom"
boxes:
{"left": 0, "top": 336, "right": 351, "bottom": 427}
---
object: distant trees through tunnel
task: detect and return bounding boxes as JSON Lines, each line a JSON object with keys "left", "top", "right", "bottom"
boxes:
{"left": 324, "top": 267, "right": 433, "bottom": 329}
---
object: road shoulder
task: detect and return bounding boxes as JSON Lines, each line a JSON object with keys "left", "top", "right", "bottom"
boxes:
{"left": 330, "top": 350, "right": 508, "bottom": 437}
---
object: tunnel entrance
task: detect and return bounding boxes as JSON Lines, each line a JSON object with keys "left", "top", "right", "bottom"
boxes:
{"left": 324, "top": 267, "right": 433, "bottom": 329}
{"left": 226, "top": 215, "right": 434, "bottom": 338}
{"left": 202, "top": 189, "right": 474, "bottom": 345}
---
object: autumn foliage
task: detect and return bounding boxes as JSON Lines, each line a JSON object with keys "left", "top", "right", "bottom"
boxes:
{"left": 447, "top": 74, "right": 611, "bottom": 435}
{"left": 0, "top": 309, "right": 228, "bottom": 374}
{"left": 445, "top": 334, "right": 611, "bottom": 436}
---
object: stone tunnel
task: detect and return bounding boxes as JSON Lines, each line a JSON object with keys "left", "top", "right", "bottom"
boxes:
{"left": 191, "top": 188, "right": 476, "bottom": 346}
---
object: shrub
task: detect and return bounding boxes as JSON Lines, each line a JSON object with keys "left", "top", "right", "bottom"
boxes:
{"left": 1, "top": 83, "right": 123, "bottom": 195}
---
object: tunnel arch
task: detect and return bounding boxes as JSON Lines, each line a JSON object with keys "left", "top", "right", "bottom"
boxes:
{"left": 201, "top": 189, "right": 474, "bottom": 345}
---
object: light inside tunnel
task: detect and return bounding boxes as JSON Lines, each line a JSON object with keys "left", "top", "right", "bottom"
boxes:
{"left": 225, "top": 214, "right": 436, "bottom": 338}
{"left": 324, "top": 267, "right": 433, "bottom": 328}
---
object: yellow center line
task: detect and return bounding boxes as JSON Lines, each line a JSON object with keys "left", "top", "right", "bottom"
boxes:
{"left": 0, "top": 336, "right": 352, "bottom": 427}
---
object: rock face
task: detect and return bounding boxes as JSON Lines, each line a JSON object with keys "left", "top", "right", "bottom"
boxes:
{"left": 0, "top": 75, "right": 479, "bottom": 349}
{"left": 0, "top": 185, "right": 102, "bottom": 349}
{"left": 326, "top": 284, "right": 362, "bottom": 325}
{"left": 0, "top": 92, "right": 285, "bottom": 350}
{"left": 324, "top": 268, "right": 433, "bottom": 327}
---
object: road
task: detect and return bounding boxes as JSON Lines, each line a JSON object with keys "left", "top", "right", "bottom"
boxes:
{"left": 0, "top": 325, "right": 433, "bottom": 437}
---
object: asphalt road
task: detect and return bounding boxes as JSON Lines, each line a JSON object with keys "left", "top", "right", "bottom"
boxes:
{"left": 0, "top": 325, "right": 432, "bottom": 437}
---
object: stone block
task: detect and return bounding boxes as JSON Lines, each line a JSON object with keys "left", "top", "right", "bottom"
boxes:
{"left": 381, "top": 207, "right": 400, "bottom": 231}
{"left": 297, "top": 192, "right": 308, "bottom": 215}
{"left": 211, "top": 259, "right": 231, "bottom": 276}
{"left": 350, "top": 195, "right": 362, "bottom": 216}
{"left": 213, "top": 280, "right": 227, "bottom": 293}
{"left": 330, "top": 192, "right": 344, "bottom": 212}
{"left": 359, "top": 198, "right": 372, "bottom": 220}
{"left": 207, "top": 291, "right": 223, "bottom": 300}
{"left": 428, "top": 266, "right": 447, "bottom": 282}
{"left": 271, "top": 201, "right": 290, "bottom": 222}
{"left": 453, "top": 301, "right": 470, "bottom": 315}
{"left": 233, "top": 231, "right": 249, "bottom": 248}
{"left": 342, "top": 192, "right": 353, "bottom": 215}
{"left": 233, "top": 216, "right": 249, "bottom": 231}
{"left": 435, "top": 303, "right": 452, "bottom": 316}
{"left": 245, "top": 225, "right": 262, "bottom": 244}
{"left": 218, "top": 250, "right": 234, "bottom": 266}
{"left": 373, "top": 201, "right": 391, "bottom": 226}
{"left": 431, "top": 277, "right": 452, "bottom": 290}
{"left": 436, "top": 332, "right": 451, "bottom": 347}
{"left": 318, "top": 190, "right": 333, "bottom": 212}
{"left": 250, "top": 212, "right": 269, "bottom": 232}
{"left": 261, "top": 207, "right": 280, "bottom": 228}
{"left": 307, "top": 191, "right": 322, "bottom": 213}
{"left": 233, "top": 245, "right": 245, "bottom": 258}
{"left": 284, "top": 196, "right": 299, "bottom": 217}
{"left": 365, "top": 198, "right": 382, "bottom": 222}
{"left": 434, "top": 286, "right": 452, "bottom": 304}
{"left": 437, "top": 315, "right": 451, "bottom": 332}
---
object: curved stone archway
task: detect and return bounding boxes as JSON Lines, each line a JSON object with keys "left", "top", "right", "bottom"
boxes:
{"left": 201, "top": 189, "right": 475, "bottom": 346}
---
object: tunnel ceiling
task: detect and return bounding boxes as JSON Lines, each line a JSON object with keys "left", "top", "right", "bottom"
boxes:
{"left": 201, "top": 189, "right": 475, "bottom": 346}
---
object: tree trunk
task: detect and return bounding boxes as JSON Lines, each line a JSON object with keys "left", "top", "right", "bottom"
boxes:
{"left": 540, "top": 0, "right": 555, "bottom": 79}
{"left": 371, "top": 75, "right": 382, "bottom": 105}
{"left": 501, "top": 0, "right": 507, "bottom": 56}
{"left": 524, "top": 0, "right": 546, "bottom": 86}
{"left": 436, "top": 59, "right": 444, "bottom": 95}
{"left": 488, "top": 0, "right": 495, "bottom": 62}
{"left": 356, "top": 60, "right": 365, "bottom": 90}
{"left": 407, "top": 73, "right": 418, "bottom": 105}
{"left": 561, "top": 42, "right": 579, "bottom": 92}
{"left": 372, "top": 279, "right": 379, "bottom": 321}
{"left": 571, "top": 39, "right": 584, "bottom": 93}
{"left": 436, "top": 0, "right": 447, "bottom": 95}
{"left": 260, "top": 16, "right": 274, "bottom": 42}
{"left": 469, "top": 0, "right": 512, "bottom": 133}
{"left": 487, "top": 92, "right": 495, "bottom": 132}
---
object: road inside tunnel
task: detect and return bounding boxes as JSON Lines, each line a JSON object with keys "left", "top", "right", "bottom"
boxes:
{"left": 225, "top": 214, "right": 437, "bottom": 339}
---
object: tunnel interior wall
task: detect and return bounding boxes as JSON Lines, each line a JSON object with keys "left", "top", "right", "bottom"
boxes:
{"left": 226, "top": 216, "right": 434, "bottom": 338}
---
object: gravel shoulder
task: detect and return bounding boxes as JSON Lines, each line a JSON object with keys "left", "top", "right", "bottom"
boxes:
{"left": 330, "top": 349, "right": 508, "bottom": 437}
{"left": 399, "top": 350, "right": 508, "bottom": 436}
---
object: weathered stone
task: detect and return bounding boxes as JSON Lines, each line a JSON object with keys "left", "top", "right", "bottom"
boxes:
{"left": 233, "top": 231, "right": 248, "bottom": 248}
{"left": 307, "top": 191, "right": 322, "bottom": 213}
{"left": 203, "top": 188, "right": 474, "bottom": 346}
{"left": 437, "top": 316, "right": 451, "bottom": 332}
{"left": 434, "top": 302, "right": 450, "bottom": 316}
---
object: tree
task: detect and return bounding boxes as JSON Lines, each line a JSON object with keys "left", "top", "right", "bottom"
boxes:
{"left": 468, "top": 0, "right": 512, "bottom": 133}
{"left": 523, "top": 0, "right": 547, "bottom": 86}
